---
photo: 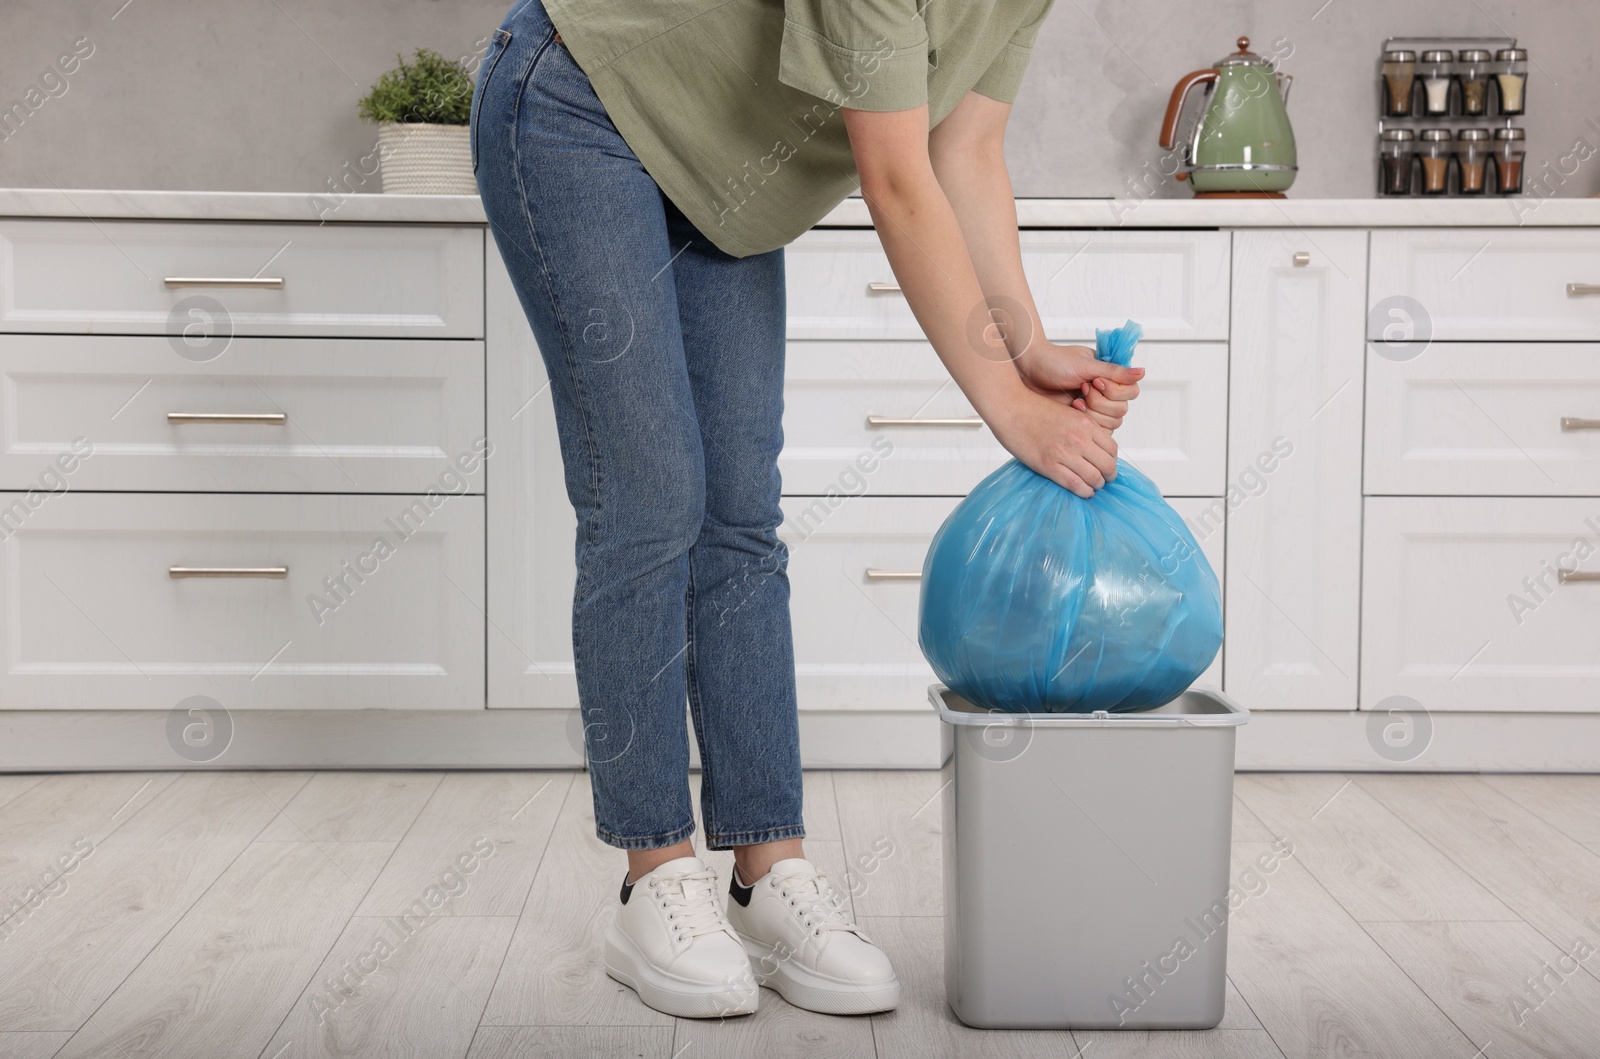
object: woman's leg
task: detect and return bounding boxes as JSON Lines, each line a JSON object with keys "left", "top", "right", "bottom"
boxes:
{"left": 473, "top": 0, "right": 762, "bottom": 1020}
{"left": 660, "top": 202, "right": 806, "bottom": 870}
{"left": 663, "top": 199, "right": 901, "bottom": 1017}
{"left": 475, "top": 0, "right": 703, "bottom": 855}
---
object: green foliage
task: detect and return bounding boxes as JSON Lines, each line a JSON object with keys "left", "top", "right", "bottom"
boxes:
{"left": 358, "top": 48, "right": 473, "bottom": 125}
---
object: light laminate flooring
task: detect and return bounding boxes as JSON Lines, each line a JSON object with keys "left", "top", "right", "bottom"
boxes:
{"left": 1, "top": 770, "right": 1597, "bottom": 1059}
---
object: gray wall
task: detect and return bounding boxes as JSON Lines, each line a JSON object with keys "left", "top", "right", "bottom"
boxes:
{"left": 2, "top": 0, "right": 1597, "bottom": 199}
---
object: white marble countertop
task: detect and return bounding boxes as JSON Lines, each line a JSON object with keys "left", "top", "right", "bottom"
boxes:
{"left": 0, "top": 187, "right": 1596, "bottom": 227}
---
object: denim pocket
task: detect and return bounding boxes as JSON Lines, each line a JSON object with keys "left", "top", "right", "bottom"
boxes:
{"left": 470, "top": 27, "right": 513, "bottom": 173}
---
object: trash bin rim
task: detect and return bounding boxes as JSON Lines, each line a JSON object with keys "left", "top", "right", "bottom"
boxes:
{"left": 929, "top": 684, "right": 1249, "bottom": 728}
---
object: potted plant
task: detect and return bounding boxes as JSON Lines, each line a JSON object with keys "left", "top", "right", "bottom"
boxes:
{"left": 358, "top": 48, "right": 475, "bottom": 194}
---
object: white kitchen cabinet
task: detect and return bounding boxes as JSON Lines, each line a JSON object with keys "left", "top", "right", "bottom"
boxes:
{"left": 0, "top": 335, "right": 485, "bottom": 494}
{"left": 1365, "top": 342, "right": 1600, "bottom": 495}
{"left": 781, "top": 340, "right": 1228, "bottom": 497}
{"left": 0, "top": 212, "right": 490, "bottom": 728}
{"left": 785, "top": 230, "right": 1230, "bottom": 341}
{"left": 1224, "top": 230, "right": 1367, "bottom": 711}
{"left": 783, "top": 495, "right": 954, "bottom": 712}
{"left": 5, "top": 191, "right": 1599, "bottom": 772}
{"left": 0, "top": 491, "right": 485, "bottom": 711}
{"left": 1370, "top": 228, "right": 1600, "bottom": 342}
{"left": 485, "top": 254, "right": 576, "bottom": 712}
{"left": 0, "top": 220, "right": 484, "bottom": 338}
{"left": 1362, "top": 496, "right": 1600, "bottom": 712}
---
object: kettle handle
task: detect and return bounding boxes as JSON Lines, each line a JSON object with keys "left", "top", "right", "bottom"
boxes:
{"left": 1159, "top": 68, "right": 1218, "bottom": 149}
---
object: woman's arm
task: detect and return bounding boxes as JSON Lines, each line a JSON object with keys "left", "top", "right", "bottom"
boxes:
{"left": 841, "top": 104, "right": 1131, "bottom": 497}
{"left": 927, "top": 90, "right": 1141, "bottom": 431}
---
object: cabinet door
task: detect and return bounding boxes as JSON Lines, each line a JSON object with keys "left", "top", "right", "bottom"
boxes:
{"left": 785, "top": 230, "right": 1231, "bottom": 341}
{"left": 781, "top": 340, "right": 1228, "bottom": 497}
{"left": 0, "top": 492, "right": 485, "bottom": 711}
{"left": 1363, "top": 497, "right": 1600, "bottom": 712}
{"left": 1370, "top": 229, "right": 1600, "bottom": 342}
{"left": 485, "top": 254, "right": 578, "bottom": 710}
{"left": 0, "top": 334, "right": 485, "bottom": 494}
{"left": 1224, "top": 230, "right": 1366, "bottom": 710}
{"left": 783, "top": 496, "right": 953, "bottom": 711}
{"left": 0, "top": 220, "right": 484, "bottom": 338}
{"left": 1365, "top": 342, "right": 1600, "bottom": 496}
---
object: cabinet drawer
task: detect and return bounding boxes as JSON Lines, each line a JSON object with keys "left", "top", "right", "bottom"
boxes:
{"left": 1370, "top": 229, "right": 1600, "bottom": 341}
{"left": 784, "top": 494, "right": 1223, "bottom": 712}
{"left": 0, "top": 335, "right": 486, "bottom": 493}
{"left": 786, "top": 231, "right": 1230, "bottom": 341}
{"left": 0, "top": 492, "right": 484, "bottom": 710}
{"left": 783, "top": 496, "right": 951, "bottom": 712}
{"left": 1366, "top": 342, "right": 1600, "bottom": 495}
{"left": 0, "top": 220, "right": 484, "bottom": 338}
{"left": 1362, "top": 497, "right": 1600, "bottom": 712}
{"left": 781, "top": 341, "right": 1227, "bottom": 496}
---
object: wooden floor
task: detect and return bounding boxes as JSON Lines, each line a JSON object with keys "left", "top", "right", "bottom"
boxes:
{"left": 1, "top": 770, "right": 1598, "bottom": 1059}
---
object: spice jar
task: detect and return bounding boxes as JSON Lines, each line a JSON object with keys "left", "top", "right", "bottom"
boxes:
{"left": 1419, "top": 50, "right": 1453, "bottom": 115}
{"left": 1418, "top": 129, "right": 1453, "bottom": 195}
{"left": 1455, "top": 128, "right": 1491, "bottom": 195}
{"left": 1380, "top": 128, "right": 1416, "bottom": 195}
{"left": 1495, "top": 47, "right": 1528, "bottom": 115}
{"left": 1382, "top": 50, "right": 1418, "bottom": 116}
{"left": 1456, "top": 49, "right": 1492, "bottom": 115}
{"left": 1494, "top": 127, "right": 1526, "bottom": 194}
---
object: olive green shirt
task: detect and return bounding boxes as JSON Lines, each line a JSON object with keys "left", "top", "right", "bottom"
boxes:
{"left": 542, "top": 0, "right": 1055, "bottom": 258}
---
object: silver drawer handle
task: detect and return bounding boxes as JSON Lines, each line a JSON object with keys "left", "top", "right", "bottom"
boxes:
{"left": 170, "top": 566, "right": 289, "bottom": 579}
{"left": 168, "top": 412, "right": 287, "bottom": 425}
{"left": 865, "top": 568, "right": 922, "bottom": 581}
{"left": 1558, "top": 569, "right": 1600, "bottom": 583}
{"left": 1567, "top": 283, "right": 1600, "bottom": 297}
{"left": 867, "top": 415, "right": 983, "bottom": 428}
{"left": 163, "top": 277, "right": 285, "bottom": 290}
{"left": 1293, "top": 251, "right": 1312, "bottom": 267}
{"left": 866, "top": 281, "right": 902, "bottom": 294}
{"left": 1560, "top": 417, "right": 1600, "bottom": 431}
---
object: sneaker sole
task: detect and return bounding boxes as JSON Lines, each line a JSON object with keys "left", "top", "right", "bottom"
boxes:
{"left": 603, "top": 925, "right": 758, "bottom": 1019}
{"left": 739, "top": 934, "right": 901, "bottom": 1015}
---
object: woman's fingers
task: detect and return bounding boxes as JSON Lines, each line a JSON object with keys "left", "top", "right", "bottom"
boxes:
{"left": 1092, "top": 378, "right": 1140, "bottom": 401}
{"left": 1083, "top": 390, "right": 1129, "bottom": 420}
{"left": 1072, "top": 399, "right": 1123, "bottom": 431}
{"left": 1080, "top": 361, "right": 1145, "bottom": 388}
{"left": 1050, "top": 465, "right": 1095, "bottom": 499}
{"left": 1062, "top": 457, "right": 1104, "bottom": 493}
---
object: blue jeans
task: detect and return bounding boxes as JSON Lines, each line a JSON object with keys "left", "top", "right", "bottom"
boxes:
{"left": 472, "top": 0, "right": 805, "bottom": 852}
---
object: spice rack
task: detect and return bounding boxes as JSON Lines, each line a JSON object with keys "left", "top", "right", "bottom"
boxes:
{"left": 1376, "top": 35, "right": 1527, "bottom": 197}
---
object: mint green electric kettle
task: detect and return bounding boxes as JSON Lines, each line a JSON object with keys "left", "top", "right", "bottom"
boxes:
{"left": 1158, "top": 37, "right": 1297, "bottom": 196}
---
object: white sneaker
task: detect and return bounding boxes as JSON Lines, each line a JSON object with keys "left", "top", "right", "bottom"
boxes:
{"left": 603, "top": 856, "right": 758, "bottom": 1018}
{"left": 726, "top": 858, "right": 901, "bottom": 1015}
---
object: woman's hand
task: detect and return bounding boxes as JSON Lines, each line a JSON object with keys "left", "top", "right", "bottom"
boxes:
{"left": 1071, "top": 376, "right": 1141, "bottom": 431}
{"left": 988, "top": 386, "right": 1119, "bottom": 499}
{"left": 1015, "top": 342, "right": 1143, "bottom": 431}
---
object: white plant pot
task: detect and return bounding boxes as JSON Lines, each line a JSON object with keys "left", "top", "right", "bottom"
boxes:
{"left": 376, "top": 122, "right": 475, "bottom": 195}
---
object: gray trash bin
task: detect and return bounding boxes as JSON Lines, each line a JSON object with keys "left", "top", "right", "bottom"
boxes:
{"left": 933, "top": 683, "right": 1249, "bottom": 1030}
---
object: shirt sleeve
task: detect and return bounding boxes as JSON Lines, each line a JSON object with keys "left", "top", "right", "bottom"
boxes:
{"left": 971, "top": 0, "right": 1056, "bottom": 103}
{"left": 778, "top": 0, "right": 931, "bottom": 112}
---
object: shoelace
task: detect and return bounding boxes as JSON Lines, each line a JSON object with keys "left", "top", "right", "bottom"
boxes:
{"left": 649, "top": 868, "right": 734, "bottom": 946}
{"left": 769, "top": 867, "right": 868, "bottom": 940}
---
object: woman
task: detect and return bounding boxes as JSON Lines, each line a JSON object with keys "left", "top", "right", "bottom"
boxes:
{"left": 471, "top": 0, "right": 1143, "bottom": 1020}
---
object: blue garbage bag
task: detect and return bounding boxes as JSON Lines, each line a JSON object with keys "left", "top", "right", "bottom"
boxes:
{"left": 918, "top": 320, "right": 1222, "bottom": 714}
